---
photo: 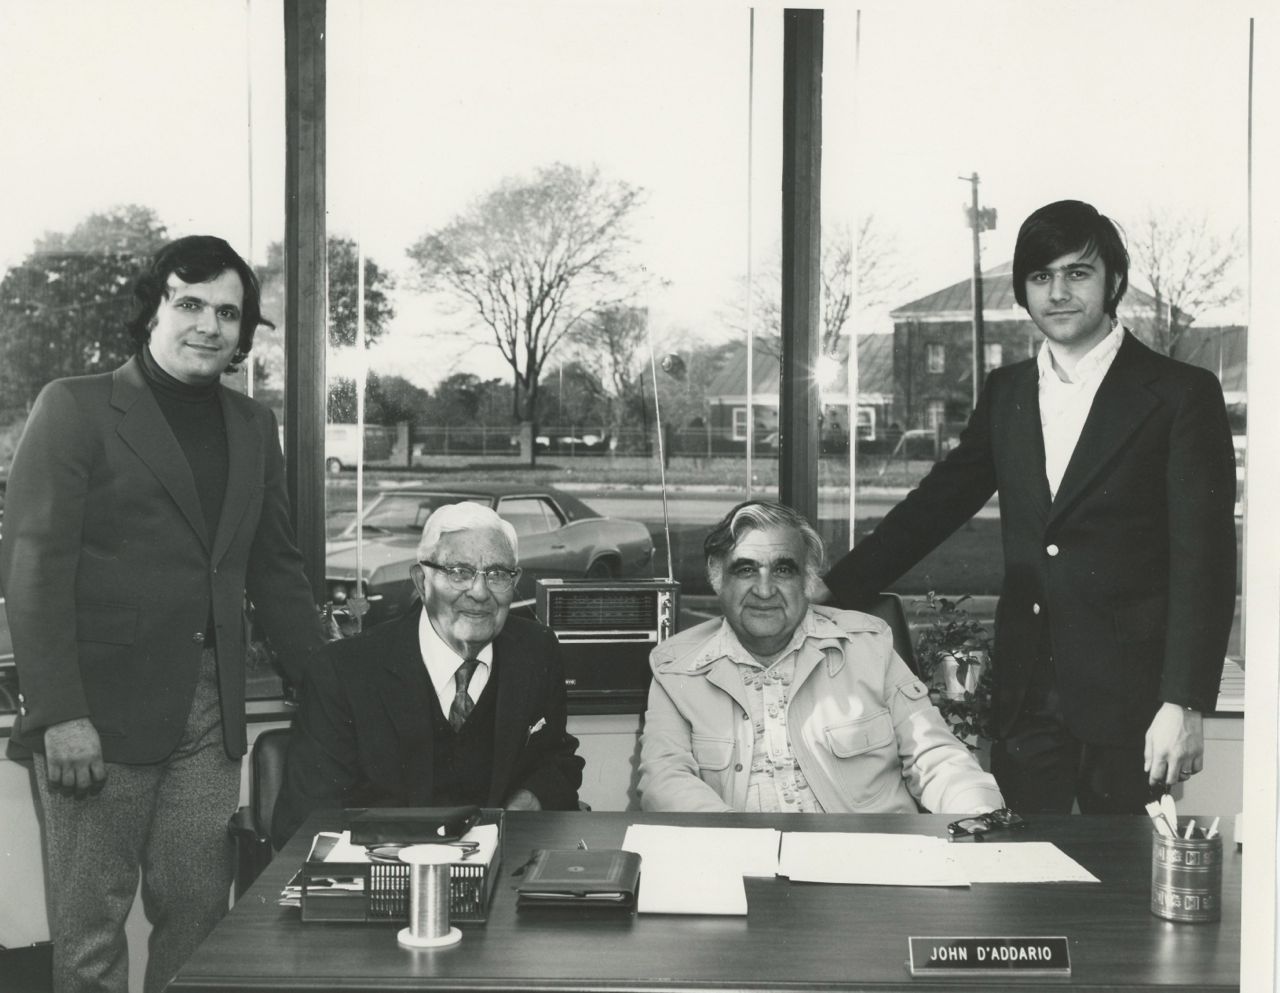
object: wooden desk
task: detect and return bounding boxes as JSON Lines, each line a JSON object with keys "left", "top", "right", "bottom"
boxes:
{"left": 172, "top": 811, "right": 1240, "bottom": 992}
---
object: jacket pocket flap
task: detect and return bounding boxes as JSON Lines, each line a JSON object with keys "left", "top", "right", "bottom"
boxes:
{"left": 691, "top": 734, "right": 734, "bottom": 771}
{"left": 824, "top": 711, "right": 894, "bottom": 758}
{"left": 76, "top": 603, "right": 138, "bottom": 646}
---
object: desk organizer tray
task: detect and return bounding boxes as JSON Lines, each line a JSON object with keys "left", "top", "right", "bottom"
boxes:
{"left": 298, "top": 808, "right": 504, "bottom": 924}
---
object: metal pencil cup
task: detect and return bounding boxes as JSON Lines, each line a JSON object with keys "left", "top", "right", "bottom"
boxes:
{"left": 1150, "top": 829, "right": 1222, "bottom": 923}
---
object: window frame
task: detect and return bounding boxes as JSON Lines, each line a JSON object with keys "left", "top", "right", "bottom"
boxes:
{"left": 926, "top": 342, "right": 946, "bottom": 374}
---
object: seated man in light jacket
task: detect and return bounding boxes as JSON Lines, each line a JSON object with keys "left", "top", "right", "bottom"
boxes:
{"left": 639, "top": 500, "right": 1003, "bottom": 814}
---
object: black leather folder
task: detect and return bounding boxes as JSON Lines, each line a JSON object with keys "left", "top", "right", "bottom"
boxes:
{"left": 516, "top": 849, "right": 641, "bottom": 908}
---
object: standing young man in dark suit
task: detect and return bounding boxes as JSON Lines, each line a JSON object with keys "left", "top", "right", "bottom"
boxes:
{"left": 0, "top": 236, "right": 325, "bottom": 993}
{"left": 822, "top": 200, "right": 1237, "bottom": 815}
{"left": 272, "top": 502, "right": 584, "bottom": 849}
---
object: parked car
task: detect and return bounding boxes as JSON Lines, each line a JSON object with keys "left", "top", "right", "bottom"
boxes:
{"left": 896, "top": 427, "right": 959, "bottom": 459}
{"left": 324, "top": 424, "right": 395, "bottom": 473}
{"left": 325, "top": 484, "right": 655, "bottom": 624}
{"left": 519, "top": 434, "right": 609, "bottom": 455}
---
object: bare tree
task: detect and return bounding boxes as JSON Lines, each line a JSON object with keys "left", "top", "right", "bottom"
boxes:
{"left": 572, "top": 305, "right": 649, "bottom": 440}
{"left": 725, "top": 215, "right": 909, "bottom": 358}
{"left": 1127, "top": 209, "right": 1242, "bottom": 355}
{"left": 407, "top": 163, "right": 645, "bottom": 462}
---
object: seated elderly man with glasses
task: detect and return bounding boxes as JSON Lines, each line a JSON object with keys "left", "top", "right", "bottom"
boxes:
{"left": 639, "top": 501, "right": 1004, "bottom": 816}
{"left": 272, "top": 502, "right": 584, "bottom": 848}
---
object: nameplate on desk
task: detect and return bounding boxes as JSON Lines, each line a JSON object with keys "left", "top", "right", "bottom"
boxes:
{"left": 908, "top": 937, "right": 1071, "bottom": 977}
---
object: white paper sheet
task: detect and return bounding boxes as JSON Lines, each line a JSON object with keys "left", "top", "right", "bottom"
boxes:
{"left": 945, "top": 842, "right": 1099, "bottom": 883}
{"left": 777, "top": 832, "right": 1099, "bottom": 886}
{"left": 779, "top": 832, "right": 968, "bottom": 887}
{"left": 621, "top": 824, "right": 781, "bottom": 915}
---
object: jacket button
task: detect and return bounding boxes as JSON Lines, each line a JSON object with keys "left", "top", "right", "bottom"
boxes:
{"left": 192, "top": 632, "right": 206, "bottom": 643}
{"left": 734, "top": 763, "right": 744, "bottom": 772}
{"left": 17, "top": 692, "right": 24, "bottom": 703}
{"left": 19, "top": 707, "right": 27, "bottom": 716}
{"left": 742, "top": 713, "right": 750, "bottom": 721}
{"left": 1046, "top": 544, "right": 1060, "bottom": 557}
{"left": 1033, "top": 603, "right": 1042, "bottom": 615}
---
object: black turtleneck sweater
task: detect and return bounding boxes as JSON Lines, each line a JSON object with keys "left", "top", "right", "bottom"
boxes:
{"left": 139, "top": 346, "right": 229, "bottom": 542}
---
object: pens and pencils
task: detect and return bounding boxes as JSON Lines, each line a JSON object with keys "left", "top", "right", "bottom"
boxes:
{"left": 1144, "top": 792, "right": 1222, "bottom": 841}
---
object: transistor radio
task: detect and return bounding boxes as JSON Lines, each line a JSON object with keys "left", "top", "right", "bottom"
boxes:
{"left": 534, "top": 578, "right": 680, "bottom": 705}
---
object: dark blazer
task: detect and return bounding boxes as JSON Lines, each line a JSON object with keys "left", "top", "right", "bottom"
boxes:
{"left": 825, "top": 333, "right": 1237, "bottom": 746}
{"left": 0, "top": 357, "right": 323, "bottom": 762}
{"left": 271, "top": 611, "right": 584, "bottom": 848}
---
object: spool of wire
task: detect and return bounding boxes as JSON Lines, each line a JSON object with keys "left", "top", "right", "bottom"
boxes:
{"left": 397, "top": 844, "right": 462, "bottom": 948}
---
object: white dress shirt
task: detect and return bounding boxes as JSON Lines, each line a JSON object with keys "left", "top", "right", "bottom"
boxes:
{"left": 1037, "top": 324, "right": 1124, "bottom": 498}
{"left": 418, "top": 609, "right": 493, "bottom": 718}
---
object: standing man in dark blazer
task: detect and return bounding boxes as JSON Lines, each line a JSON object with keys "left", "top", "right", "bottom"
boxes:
{"left": 272, "top": 502, "right": 584, "bottom": 850}
{"left": 0, "top": 236, "right": 325, "bottom": 993}
{"left": 822, "top": 200, "right": 1237, "bottom": 815}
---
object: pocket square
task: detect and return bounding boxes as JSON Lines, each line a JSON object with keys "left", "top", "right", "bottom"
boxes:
{"left": 527, "top": 717, "right": 547, "bottom": 736}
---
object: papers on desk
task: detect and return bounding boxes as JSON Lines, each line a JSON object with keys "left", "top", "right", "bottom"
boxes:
{"left": 947, "top": 842, "right": 1099, "bottom": 884}
{"left": 621, "top": 824, "right": 781, "bottom": 915}
{"left": 313, "top": 823, "right": 500, "bottom": 866}
{"left": 777, "top": 833, "right": 1098, "bottom": 887}
{"left": 278, "top": 823, "right": 501, "bottom": 908}
{"left": 780, "top": 833, "right": 968, "bottom": 887}
{"left": 618, "top": 826, "right": 1098, "bottom": 915}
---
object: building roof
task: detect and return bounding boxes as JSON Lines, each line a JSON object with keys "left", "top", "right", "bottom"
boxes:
{"left": 704, "top": 333, "right": 895, "bottom": 405}
{"left": 890, "top": 260, "right": 1180, "bottom": 327}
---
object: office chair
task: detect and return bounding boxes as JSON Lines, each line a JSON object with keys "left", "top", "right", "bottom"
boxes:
{"left": 227, "top": 726, "right": 292, "bottom": 901}
{"left": 0, "top": 942, "right": 53, "bottom": 993}
{"left": 862, "top": 592, "right": 923, "bottom": 680}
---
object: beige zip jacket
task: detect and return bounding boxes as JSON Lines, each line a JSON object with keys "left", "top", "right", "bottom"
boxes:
{"left": 639, "top": 606, "right": 1003, "bottom": 814}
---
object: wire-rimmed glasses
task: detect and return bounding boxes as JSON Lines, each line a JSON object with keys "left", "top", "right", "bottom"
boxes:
{"left": 419, "top": 559, "right": 521, "bottom": 593}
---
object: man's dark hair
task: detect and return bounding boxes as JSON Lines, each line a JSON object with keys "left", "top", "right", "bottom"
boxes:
{"left": 126, "top": 235, "right": 274, "bottom": 371}
{"left": 1012, "top": 200, "right": 1129, "bottom": 317}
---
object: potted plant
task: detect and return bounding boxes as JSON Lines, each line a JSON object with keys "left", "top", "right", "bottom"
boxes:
{"left": 911, "top": 592, "right": 996, "bottom": 754}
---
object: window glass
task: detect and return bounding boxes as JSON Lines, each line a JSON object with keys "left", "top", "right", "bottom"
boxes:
{"left": 0, "top": 0, "right": 285, "bottom": 714}
{"left": 324, "top": 1, "right": 783, "bottom": 643}
{"left": 821, "top": 5, "right": 1248, "bottom": 703}
{"left": 926, "top": 343, "right": 946, "bottom": 374}
{"left": 499, "top": 498, "right": 556, "bottom": 539}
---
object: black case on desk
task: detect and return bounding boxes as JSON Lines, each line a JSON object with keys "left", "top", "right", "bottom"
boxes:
{"left": 299, "top": 808, "right": 503, "bottom": 924}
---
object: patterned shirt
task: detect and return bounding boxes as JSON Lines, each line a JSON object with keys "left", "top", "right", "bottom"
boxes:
{"left": 717, "top": 621, "right": 823, "bottom": 813}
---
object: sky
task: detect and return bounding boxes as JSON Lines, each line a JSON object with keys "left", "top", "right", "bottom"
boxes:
{"left": 0, "top": 0, "right": 1256, "bottom": 390}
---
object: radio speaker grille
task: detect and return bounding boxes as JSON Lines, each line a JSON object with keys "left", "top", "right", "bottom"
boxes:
{"left": 547, "top": 590, "right": 658, "bottom": 631}
{"left": 535, "top": 579, "right": 680, "bottom": 705}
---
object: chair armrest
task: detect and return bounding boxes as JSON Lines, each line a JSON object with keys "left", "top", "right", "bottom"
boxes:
{"left": 227, "top": 805, "right": 267, "bottom": 844}
{"left": 227, "top": 805, "right": 275, "bottom": 901}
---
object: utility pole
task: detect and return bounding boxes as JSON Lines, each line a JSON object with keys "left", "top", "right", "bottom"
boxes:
{"left": 960, "top": 172, "right": 996, "bottom": 408}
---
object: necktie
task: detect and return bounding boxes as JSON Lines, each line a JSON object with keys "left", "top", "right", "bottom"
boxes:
{"left": 449, "top": 657, "right": 480, "bottom": 732}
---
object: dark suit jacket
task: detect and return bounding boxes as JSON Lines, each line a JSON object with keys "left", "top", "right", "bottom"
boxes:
{"left": 825, "top": 332, "right": 1237, "bottom": 746}
{"left": 271, "top": 611, "right": 584, "bottom": 848}
{"left": 0, "top": 357, "right": 323, "bottom": 762}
